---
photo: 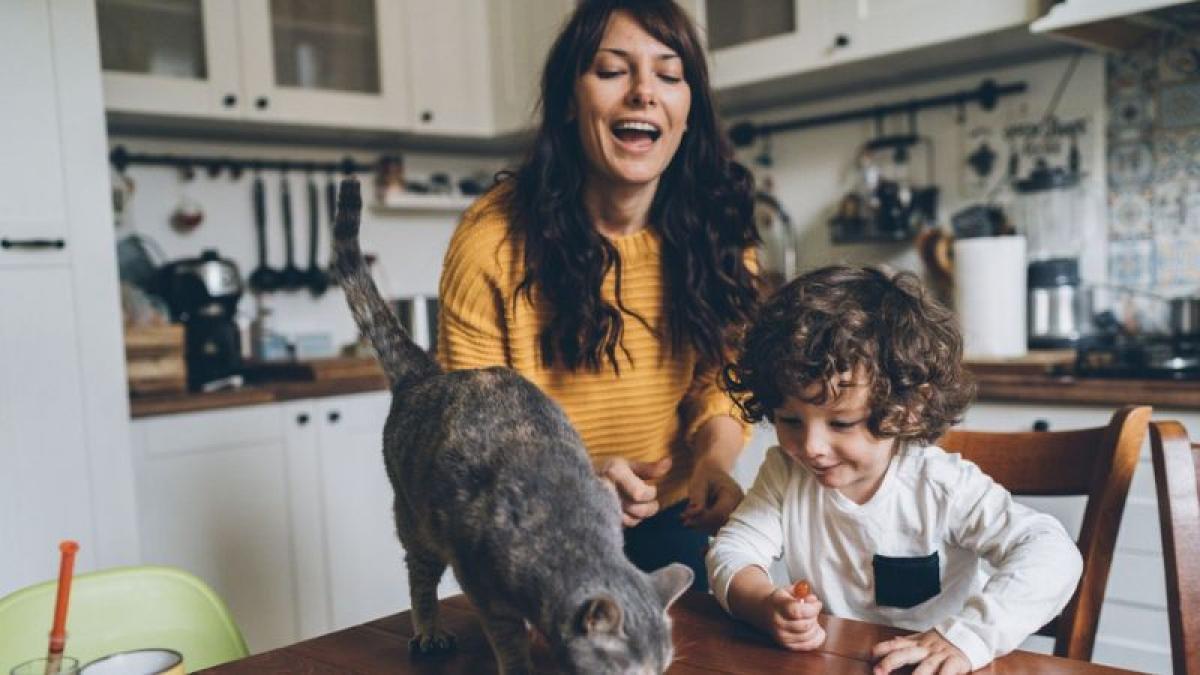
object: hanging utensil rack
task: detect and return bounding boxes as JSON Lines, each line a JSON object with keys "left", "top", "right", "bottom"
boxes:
{"left": 108, "top": 145, "right": 369, "bottom": 178}
{"left": 727, "top": 78, "right": 1026, "bottom": 147}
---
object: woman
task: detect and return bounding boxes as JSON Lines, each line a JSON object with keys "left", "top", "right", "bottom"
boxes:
{"left": 437, "top": 0, "right": 759, "bottom": 589}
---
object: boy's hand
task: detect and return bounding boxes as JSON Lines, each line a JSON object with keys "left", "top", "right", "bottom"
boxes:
{"left": 871, "top": 630, "right": 971, "bottom": 675}
{"left": 756, "top": 587, "right": 825, "bottom": 651}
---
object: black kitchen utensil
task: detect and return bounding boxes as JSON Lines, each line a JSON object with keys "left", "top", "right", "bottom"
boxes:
{"left": 325, "top": 173, "right": 340, "bottom": 287}
{"left": 279, "top": 175, "right": 305, "bottom": 290}
{"left": 248, "top": 173, "right": 281, "bottom": 294}
{"left": 304, "top": 176, "right": 329, "bottom": 296}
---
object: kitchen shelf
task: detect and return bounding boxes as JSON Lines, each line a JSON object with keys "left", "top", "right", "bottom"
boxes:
{"left": 370, "top": 193, "right": 477, "bottom": 213}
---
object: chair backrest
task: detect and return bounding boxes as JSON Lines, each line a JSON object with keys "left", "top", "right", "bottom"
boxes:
{"left": 0, "top": 565, "right": 248, "bottom": 672}
{"left": 938, "top": 405, "right": 1151, "bottom": 662}
{"left": 1150, "top": 420, "right": 1200, "bottom": 675}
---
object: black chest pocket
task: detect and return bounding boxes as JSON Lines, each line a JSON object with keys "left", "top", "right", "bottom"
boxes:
{"left": 873, "top": 551, "right": 941, "bottom": 609}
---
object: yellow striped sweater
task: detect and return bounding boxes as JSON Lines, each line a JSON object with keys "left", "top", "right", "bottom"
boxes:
{"left": 437, "top": 187, "right": 747, "bottom": 507}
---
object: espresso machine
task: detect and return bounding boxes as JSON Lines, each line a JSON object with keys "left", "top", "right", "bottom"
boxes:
{"left": 154, "top": 249, "right": 244, "bottom": 391}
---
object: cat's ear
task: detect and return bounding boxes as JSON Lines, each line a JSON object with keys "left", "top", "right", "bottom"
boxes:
{"left": 577, "top": 594, "right": 623, "bottom": 636}
{"left": 650, "top": 563, "right": 693, "bottom": 609}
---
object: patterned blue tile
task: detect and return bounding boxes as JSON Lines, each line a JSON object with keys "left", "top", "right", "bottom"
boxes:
{"left": 1108, "top": 141, "right": 1155, "bottom": 189}
{"left": 1160, "top": 80, "right": 1200, "bottom": 129}
{"left": 1183, "top": 180, "right": 1200, "bottom": 236}
{"left": 1152, "top": 181, "right": 1185, "bottom": 235}
{"left": 1159, "top": 33, "right": 1200, "bottom": 84}
{"left": 1109, "top": 188, "right": 1153, "bottom": 239}
{"left": 1153, "top": 235, "right": 1200, "bottom": 290}
{"left": 1107, "top": 238, "right": 1154, "bottom": 288}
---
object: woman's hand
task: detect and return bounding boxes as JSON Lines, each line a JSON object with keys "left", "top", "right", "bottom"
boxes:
{"left": 681, "top": 460, "right": 744, "bottom": 535}
{"left": 595, "top": 456, "right": 672, "bottom": 527}
{"left": 871, "top": 630, "right": 971, "bottom": 675}
{"left": 756, "top": 587, "right": 826, "bottom": 651}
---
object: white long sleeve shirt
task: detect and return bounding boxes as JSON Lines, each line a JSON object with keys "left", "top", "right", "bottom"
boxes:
{"left": 707, "top": 444, "right": 1083, "bottom": 670}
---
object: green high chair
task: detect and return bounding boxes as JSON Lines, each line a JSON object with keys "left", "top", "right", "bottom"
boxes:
{"left": 0, "top": 565, "right": 248, "bottom": 672}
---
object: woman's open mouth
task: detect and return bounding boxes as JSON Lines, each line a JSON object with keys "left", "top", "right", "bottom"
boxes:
{"left": 611, "top": 120, "right": 662, "bottom": 152}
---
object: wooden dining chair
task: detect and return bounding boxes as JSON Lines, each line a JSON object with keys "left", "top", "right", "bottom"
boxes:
{"left": 1150, "top": 420, "right": 1200, "bottom": 675}
{"left": 937, "top": 404, "right": 1151, "bottom": 662}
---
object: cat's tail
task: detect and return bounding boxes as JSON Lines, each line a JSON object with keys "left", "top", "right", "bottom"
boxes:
{"left": 332, "top": 177, "right": 440, "bottom": 389}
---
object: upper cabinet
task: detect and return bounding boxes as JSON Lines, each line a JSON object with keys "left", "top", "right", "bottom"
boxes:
{"left": 95, "top": 0, "right": 570, "bottom": 138}
{"left": 698, "top": 0, "right": 1055, "bottom": 112}
{"left": 97, "top": 0, "right": 407, "bottom": 129}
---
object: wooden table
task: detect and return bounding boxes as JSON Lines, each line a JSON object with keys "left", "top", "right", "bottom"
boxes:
{"left": 199, "top": 592, "right": 1135, "bottom": 673}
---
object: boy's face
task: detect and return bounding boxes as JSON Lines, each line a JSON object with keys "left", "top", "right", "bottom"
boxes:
{"left": 774, "top": 376, "right": 897, "bottom": 505}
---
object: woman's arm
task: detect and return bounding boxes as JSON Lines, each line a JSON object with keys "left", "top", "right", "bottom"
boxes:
{"left": 681, "top": 414, "right": 745, "bottom": 533}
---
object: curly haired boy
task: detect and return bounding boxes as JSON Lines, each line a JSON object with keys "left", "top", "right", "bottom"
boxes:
{"left": 707, "top": 265, "right": 1082, "bottom": 674}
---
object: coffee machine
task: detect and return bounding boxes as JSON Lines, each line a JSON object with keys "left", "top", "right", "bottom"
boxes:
{"left": 154, "top": 249, "right": 244, "bottom": 391}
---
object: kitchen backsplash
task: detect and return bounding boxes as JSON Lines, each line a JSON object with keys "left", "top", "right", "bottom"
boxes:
{"left": 731, "top": 53, "right": 1108, "bottom": 290}
{"left": 112, "top": 135, "right": 506, "bottom": 352}
{"left": 1106, "top": 30, "right": 1200, "bottom": 309}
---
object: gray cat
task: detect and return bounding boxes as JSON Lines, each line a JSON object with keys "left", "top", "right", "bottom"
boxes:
{"left": 331, "top": 177, "right": 693, "bottom": 675}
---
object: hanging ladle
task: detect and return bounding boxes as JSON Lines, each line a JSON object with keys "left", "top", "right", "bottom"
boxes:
{"left": 248, "top": 169, "right": 281, "bottom": 294}
{"left": 303, "top": 172, "right": 329, "bottom": 296}
{"left": 279, "top": 173, "right": 305, "bottom": 290}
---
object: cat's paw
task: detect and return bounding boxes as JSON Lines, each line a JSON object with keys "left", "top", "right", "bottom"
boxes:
{"left": 409, "top": 630, "right": 457, "bottom": 657}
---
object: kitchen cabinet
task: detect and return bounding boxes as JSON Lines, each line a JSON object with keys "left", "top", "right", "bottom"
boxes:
{"left": 130, "top": 391, "right": 460, "bottom": 652}
{"left": 959, "top": 402, "right": 1198, "bottom": 674}
{"left": 97, "top": 0, "right": 409, "bottom": 129}
{"left": 0, "top": 0, "right": 139, "bottom": 595}
{"left": 96, "top": 0, "right": 571, "bottom": 137}
{"left": 697, "top": 0, "right": 1053, "bottom": 112}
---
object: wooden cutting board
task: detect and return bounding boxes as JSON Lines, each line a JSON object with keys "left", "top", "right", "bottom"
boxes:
{"left": 242, "top": 356, "right": 384, "bottom": 382}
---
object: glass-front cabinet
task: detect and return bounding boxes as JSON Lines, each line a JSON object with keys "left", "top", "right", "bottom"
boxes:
{"left": 97, "top": 0, "right": 242, "bottom": 118}
{"left": 236, "top": 0, "right": 408, "bottom": 129}
{"left": 696, "top": 0, "right": 832, "bottom": 91}
{"left": 96, "top": 0, "right": 407, "bottom": 129}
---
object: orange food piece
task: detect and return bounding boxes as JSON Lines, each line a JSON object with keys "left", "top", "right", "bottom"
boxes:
{"left": 791, "top": 580, "right": 811, "bottom": 598}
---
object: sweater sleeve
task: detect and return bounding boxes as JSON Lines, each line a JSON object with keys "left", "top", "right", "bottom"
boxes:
{"left": 436, "top": 217, "right": 511, "bottom": 371}
{"left": 706, "top": 446, "right": 792, "bottom": 613}
{"left": 935, "top": 456, "right": 1083, "bottom": 670}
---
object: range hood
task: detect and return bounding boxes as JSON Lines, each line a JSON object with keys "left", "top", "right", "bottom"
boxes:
{"left": 1031, "top": 0, "right": 1200, "bottom": 51}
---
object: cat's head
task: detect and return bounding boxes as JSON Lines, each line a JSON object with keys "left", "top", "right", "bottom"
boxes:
{"left": 557, "top": 563, "right": 693, "bottom": 675}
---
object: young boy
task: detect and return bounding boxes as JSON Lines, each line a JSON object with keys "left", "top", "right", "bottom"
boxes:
{"left": 707, "top": 265, "right": 1082, "bottom": 674}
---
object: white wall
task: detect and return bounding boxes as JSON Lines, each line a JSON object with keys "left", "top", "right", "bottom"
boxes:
{"left": 111, "top": 136, "right": 507, "bottom": 351}
{"left": 728, "top": 53, "right": 1108, "bottom": 285}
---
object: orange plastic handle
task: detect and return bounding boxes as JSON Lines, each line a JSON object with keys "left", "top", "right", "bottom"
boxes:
{"left": 47, "top": 540, "right": 79, "bottom": 654}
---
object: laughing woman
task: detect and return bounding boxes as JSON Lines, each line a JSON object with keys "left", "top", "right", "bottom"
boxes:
{"left": 437, "top": 0, "right": 760, "bottom": 589}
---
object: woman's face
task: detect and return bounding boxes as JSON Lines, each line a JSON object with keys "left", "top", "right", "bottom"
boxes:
{"left": 573, "top": 11, "right": 692, "bottom": 191}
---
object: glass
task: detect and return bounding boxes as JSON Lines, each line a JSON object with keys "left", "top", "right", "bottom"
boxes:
{"left": 269, "top": 0, "right": 380, "bottom": 93}
{"left": 1008, "top": 184, "right": 1087, "bottom": 262}
{"left": 96, "top": 0, "right": 207, "bottom": 79}
{"left": 10, "top": 656, "right": 80, "bottom": 675}
{"left": 705, "top": 0, "right": 796, "bottom": 50}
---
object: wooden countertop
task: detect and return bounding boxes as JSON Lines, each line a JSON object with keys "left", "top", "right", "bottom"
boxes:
{"left": 129, "top": 374, "right": 389, "bottom": 418}
{"left": 129, "top": 355, "right": 1200, "bottom": 419}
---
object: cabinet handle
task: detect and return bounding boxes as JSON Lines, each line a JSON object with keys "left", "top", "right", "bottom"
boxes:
{"left": 420, "top": 110, "right": 433, "bottom": 123}
{"left": 328, "top": 411, "right": 341, "bottom": 423}
{"left": 833, "top": 33, "right": 851, "bottom": 48}
{"left": 296, "top": 413, "right": 310, "bottom": 425}
{"left": 1, "top": 238, "right": 65, "bottom": 250}
{"left": 1032, "top": 419, "right": 1050, "bottom": 432}
{"left": 222, "top": 94, "right": 237, "bottom": 107}
{"left": 255, "top": 96, "right": 270, "bottom": 110}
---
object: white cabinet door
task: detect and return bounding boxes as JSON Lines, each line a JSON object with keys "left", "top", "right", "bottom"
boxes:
{"left": 0, "top": 267, "right": 96, "bottom": 592}
{"left": 822, "top": 0, "right": 1034, "bottom": 65}
{"left": 97, "top": 0, "right": 243, "bottom": 118}
{"left": 280, "top": 399, "right": 333, "bottom": 640}
{"left": 0, "top": 0, "right": 68, "bottom": 248}
{"left": 314, "top": 391, "right": 462, "bottom": 631}
{"left": 131, "top": 405, "right": 300, "bottom": 653}
{"left": 701, "top": 0, "right": 834, "bottom": 91}
{"left": 403, "top": 0, "right": 493, "bottom": 136}
{"left": 236, "top": 0, "right": 409, "bottom": 129}
{"left": 313, "top": 391, "right": 410, "bottom": 629}
{"left": 487, "top": 0, "right": 573, "bottom": 136}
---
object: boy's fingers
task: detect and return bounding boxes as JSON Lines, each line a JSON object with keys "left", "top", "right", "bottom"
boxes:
{"left": 873, "top": 645, "right": 927, "bottom": 675}
{"left": 871, "top": 636, "right": 912, "bottom": 658}
{"left": 912, "top": 652, "right": 947, "bottom": 675}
